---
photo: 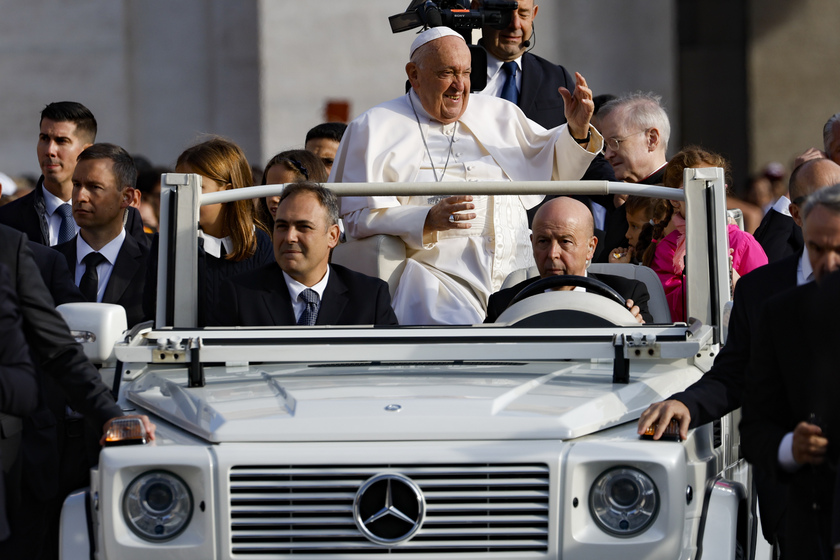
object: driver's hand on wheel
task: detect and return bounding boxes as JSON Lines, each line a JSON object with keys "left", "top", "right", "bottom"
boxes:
{"left": 625, "top": 299, "right": 645, "bottom": 324}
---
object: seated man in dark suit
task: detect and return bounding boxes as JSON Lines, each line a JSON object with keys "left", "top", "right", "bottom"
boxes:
{"left": 221, "top": 182, "right": 398, "bottom": 326}
{"left": 53, "top": 143, "right": 148, "bottom": 327}
{"left": 485, "top": 196, "right": 651, "bottom": 323}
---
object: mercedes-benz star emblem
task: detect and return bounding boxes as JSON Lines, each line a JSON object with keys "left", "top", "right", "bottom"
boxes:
{"left": 353, "top": 473, "right": 425, "bottom": 545}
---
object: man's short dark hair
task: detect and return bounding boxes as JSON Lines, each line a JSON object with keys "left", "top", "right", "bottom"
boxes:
{"left": 77, "top": 143, "right": 137, "bottom": 191}
{"left": 305, "top": 122, "right": 347, "bottom": 144}
{"left": 278, "top": 182, "right": 339, "bottom": 226}
{"left": 40, "top": 101, "right": 97, "bottom": 144}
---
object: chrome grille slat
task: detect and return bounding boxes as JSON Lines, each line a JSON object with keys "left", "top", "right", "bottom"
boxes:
{"left": 232, "top": 538, "right": 549, "bottom": 551}
{"left": 229, "top": 463, "right": 550, "bottom": 555}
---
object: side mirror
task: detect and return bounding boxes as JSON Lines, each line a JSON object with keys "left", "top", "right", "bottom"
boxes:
{"left": 57, "top": 302, "right": 127, "bottom": 365}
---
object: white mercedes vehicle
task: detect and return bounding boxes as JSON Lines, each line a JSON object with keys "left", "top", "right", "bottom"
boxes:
{"left": 58, "top": 170, "right": 763, "bottom": 559}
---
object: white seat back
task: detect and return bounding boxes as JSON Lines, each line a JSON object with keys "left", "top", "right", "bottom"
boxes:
{"left": 331, "top": 235, "right": 407, "bottom": 297}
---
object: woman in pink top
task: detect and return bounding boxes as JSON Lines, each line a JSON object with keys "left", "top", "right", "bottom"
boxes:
{"left": 646, "top": 146, "right": 768, "bottom": 322}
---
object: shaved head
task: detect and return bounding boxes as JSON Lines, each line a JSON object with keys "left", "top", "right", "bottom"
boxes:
{"left": 531, "top": 197, "right": 597, "bottom": 279}
{"left": 790, "top": 158, "right": 840, "bottom": 202}
{"left": 789, "top": 159, "right": 840, "bottom": 227}
{"left": 532, "top": 197, "right": 595, "bottom": 237}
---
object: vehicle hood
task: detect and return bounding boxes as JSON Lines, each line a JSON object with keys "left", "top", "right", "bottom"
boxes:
{"left": 125, "top": 361, "right": 700, "bottom": 443}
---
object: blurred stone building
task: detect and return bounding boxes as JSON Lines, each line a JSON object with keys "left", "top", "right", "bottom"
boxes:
{"left": 0, "top": 0, "right": 837, "bottom": 192}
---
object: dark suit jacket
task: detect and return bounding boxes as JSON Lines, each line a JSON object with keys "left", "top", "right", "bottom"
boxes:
{"left": 671, "top": 253, "right": 798, "bottom": 427}
{"left": 741, "top": 279, "right": 832, "bottom": 558}
{"left": 220, "top": 263, "right": 398, "bottom": 327}
{"left": 753, "top": 207, "right": 802, "bottom": 264}
{"left": 54, "top": 233, "right": 149, "bottom": 328}
{"left": 27, "top": 241, "right": 84, "bottom": 305}
{"left": 0, "top": 177, "right": 150, "bottom": 248}
{"left": 0, "top": 263, "right": 39, "bottom": 540}
{"left": 670, "top": 254, "right": 798, "bottom": 543}
{"left": 485, "top": 272, "right": 652, "bottom": 324}
{"left": 0, "top": 224, "right": 121, "bottom": 503}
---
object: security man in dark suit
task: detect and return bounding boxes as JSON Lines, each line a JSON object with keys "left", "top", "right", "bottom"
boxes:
{"left": 53, "top": 143, "right": 148, "bottom": 328}
{"left": 640, "top": 181, "right": 840, "bottom": 558}
{"left": 485, "top": 196, "right": 651, "bottom": 323}
{"left": 221, "top": 182, "right": 398, "bottom": 327}
{"left": 740, "top": 184, "right": 840, "bottom": 559}
{"left": 0, "top": 223, "right": 156, "bottom": 558}
{"left": 0, "top": 101, "right": 148, "bottom": 248}
{"left": 471, "top": 0, "right": 615, "bottom": 182}
{"left": 0, "top": 263, "right": 38, "bottom": 543}
{"left": 471, "top": 0, "right": 616, "bottom": 242}
{"left": 754, "top": 158, "right": 840, "bottom": 263}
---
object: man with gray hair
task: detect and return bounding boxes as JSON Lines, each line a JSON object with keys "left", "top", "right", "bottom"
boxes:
{"left": 332, "top": 26, "right": 602, "bottom": 325}
{"left": 741, "top": 181, "right": 840, "bottom": 558}
{"left": 591, "top": 92, "right": 671, "bottom": 262}
{"left": 220, "top": 182, "right": 398, "bottom": 327}
{"left": 598, "top": 92, "right": 670, "bottom": 184}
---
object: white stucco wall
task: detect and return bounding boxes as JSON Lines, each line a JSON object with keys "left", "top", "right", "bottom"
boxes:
{"left": 0, "top": 0, "right": 677, "bottom": 179}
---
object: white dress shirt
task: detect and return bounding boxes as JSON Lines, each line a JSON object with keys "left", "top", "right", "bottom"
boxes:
{"left": 74, "top": 229, "right": 126, "bottom": 302}
{"left": 475, "top": 53, "right": 522, "bottom": 99}
{"left": 771, "top": 195, "right": 792, "bottom": 217}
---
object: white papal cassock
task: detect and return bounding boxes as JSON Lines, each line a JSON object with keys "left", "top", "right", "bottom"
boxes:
{"left": 331, "top": 89, "right": 602, "bottom": 325}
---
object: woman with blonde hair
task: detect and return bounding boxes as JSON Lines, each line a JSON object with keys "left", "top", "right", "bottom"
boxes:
{"left": 649, "top": 146, "right": 767, "bottom": 322}
{"left": 145, "top": 137, "right": 274, "bottom": 325}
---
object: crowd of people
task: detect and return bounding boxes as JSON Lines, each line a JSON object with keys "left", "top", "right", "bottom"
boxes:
{"left": 1, "top": 0, "right": 840, "bottom": 557}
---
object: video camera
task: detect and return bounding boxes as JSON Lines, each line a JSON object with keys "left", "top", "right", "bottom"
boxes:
{"left": 389, "top": 0, "right": 519, "bottom": 92}
{"left": 389, "top": 0, "right": 518, "bottom": 35}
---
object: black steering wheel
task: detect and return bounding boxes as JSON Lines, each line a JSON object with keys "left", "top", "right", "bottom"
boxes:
{"left": 508, "top": 275, "right": 626, "bottom": 308}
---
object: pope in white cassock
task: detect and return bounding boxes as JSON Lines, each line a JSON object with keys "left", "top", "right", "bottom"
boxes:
{"left": 331, "top": 27, "right": 603, "bottom": 325}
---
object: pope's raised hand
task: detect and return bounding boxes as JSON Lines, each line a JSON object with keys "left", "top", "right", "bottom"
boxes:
{"left": 559, "top": 72, "right": 595, "bottom": 142}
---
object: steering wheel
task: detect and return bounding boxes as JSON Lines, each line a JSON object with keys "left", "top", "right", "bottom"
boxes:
{"left": 508, "top": 275, "right": 626, "bottom": 307}
{"left": 495, "top": 275, "right": 637, "bottom": 327}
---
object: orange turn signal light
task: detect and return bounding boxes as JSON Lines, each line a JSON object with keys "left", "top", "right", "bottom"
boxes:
{"left": 104, "top": 417, "right": 149, "bottom": 447}
{"left": 640, "top": 418, "right": 682, "bottom": 442}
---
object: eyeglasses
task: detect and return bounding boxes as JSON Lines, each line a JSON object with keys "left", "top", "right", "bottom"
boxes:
{"left": 605, "top": 130, "right": 647, "bottom": 152}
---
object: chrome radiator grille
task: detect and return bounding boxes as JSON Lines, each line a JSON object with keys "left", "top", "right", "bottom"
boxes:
{"left": 229, "top": 463, "right": 550, "bottom": 555}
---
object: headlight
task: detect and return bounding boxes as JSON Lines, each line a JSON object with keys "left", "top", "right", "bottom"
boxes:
{"left": 589, "top": 467, "right": 658, "bottom": 537}
{"left": 123, "top": 470, "right": 193, "bottom": 541}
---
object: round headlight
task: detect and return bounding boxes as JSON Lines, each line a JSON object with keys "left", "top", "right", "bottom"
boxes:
{"left": 123, "top": 470, "right": 193, "bottom": 541}
{"left": 589, "top": 467, "right": 658, "bottom": 537}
